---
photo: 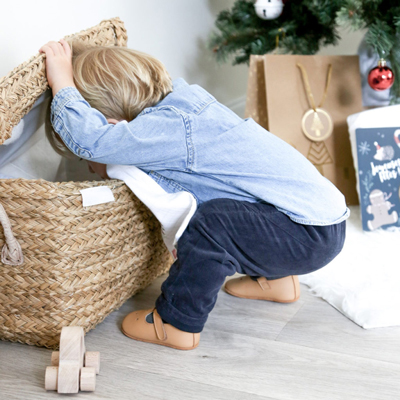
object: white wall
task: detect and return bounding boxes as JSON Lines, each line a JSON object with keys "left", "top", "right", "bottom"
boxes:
{"left": 319, "top": 26, "right": 366, "bottom": 56}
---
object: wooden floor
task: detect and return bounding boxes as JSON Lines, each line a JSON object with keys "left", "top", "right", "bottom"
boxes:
{"left": 1, "top": 274, "right": 399, "bottom": 400}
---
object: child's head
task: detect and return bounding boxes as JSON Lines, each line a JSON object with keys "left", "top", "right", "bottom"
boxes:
{"left": 71, "top": 41, "right": 172, "bottom": 121}
{"left": 46, "top": 41, "right": 172, "bottom": 158}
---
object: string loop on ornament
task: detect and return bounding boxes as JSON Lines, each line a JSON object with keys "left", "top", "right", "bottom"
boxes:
{"left": 275, "top": 28, "right": 286, "bottom": 50}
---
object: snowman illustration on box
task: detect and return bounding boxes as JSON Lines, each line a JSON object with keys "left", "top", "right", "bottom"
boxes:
{"left": 366, "top": 189, "right": 398, "bottom": 230}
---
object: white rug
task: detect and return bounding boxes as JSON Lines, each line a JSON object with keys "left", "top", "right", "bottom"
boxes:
{"left": 299, "top": 205, "right": 400, "bottom": 329}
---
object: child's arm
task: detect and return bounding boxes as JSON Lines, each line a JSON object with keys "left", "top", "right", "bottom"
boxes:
{"left": 39, "top": 41, "right": 187, "bottom": 168}
{"left": 49, "top": 87, "right": 187, "bottom": 167}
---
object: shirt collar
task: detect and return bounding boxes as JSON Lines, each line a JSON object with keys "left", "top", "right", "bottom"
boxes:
{"left": 172, "top": 78, "right": 188, "bottom": 91}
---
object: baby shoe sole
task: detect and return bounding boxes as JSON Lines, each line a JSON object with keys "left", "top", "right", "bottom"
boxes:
{"left": 224, "top": 286, "right": 300, "bottom": 303}
{"left": 121, "top": 326, "right": 199, "bottom": 351}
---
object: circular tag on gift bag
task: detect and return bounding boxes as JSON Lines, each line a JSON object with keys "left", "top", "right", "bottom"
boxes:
{"left": 301, "top": 108, "right": 333, "bottom": 142}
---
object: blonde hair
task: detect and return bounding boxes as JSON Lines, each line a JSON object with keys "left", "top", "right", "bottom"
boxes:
{"left": 46, "top": 42, "right": 172, "bottom": 157}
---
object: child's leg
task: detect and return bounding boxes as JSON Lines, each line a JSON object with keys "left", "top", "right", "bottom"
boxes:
{"left": 155, "top": 198, "right": 346, "bottom": 333}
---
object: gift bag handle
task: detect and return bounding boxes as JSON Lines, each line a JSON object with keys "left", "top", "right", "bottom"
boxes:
{"left": 0, "top": 203, "right": 24, "bottom": 265}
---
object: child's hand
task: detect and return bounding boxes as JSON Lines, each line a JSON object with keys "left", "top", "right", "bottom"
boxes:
{"left": 39, "top": 39, "right": 75, "bottom": 96}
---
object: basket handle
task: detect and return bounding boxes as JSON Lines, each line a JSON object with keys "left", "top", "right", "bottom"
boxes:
{"left": 0, "top": 203, "right": 24, "bottom": 265}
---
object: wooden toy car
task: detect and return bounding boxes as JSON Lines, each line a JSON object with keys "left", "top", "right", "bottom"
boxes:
{"left": 45, "top": 326, "right": 100, "bottom": 393}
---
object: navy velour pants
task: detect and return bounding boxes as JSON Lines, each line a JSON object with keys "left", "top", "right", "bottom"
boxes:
{"left": 156, "top": 198, "right": 346, "bottom": 333}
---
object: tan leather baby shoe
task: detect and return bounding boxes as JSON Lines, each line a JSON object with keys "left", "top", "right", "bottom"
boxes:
{"left": 225, "top": 275, "right": 300, "bottom": 303}
{"left": 121, "top": 308, "right": 200, "bottom": 350}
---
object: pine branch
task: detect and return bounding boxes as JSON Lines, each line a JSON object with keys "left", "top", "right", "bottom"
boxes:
{"left": 337, "top": 0, "right": 365, "bottom": 30}
{"left": 365, "top": 20, "right": 394, "bottom": 58}
{"left": 209, "top": 28, "right": 266, "bottom": 63}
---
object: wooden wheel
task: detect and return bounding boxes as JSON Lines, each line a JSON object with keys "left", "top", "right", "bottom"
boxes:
{"left": 85, "top": 351, "right": 100, "bottom": 374}
{"left": 80, "top": 367, "right": 96, "bottom": 391}
{"left": 51, "top": 351, "right": 59, "bottom": 366}
{"left": 45, "top": 366, "right": 58, "bottom": 391}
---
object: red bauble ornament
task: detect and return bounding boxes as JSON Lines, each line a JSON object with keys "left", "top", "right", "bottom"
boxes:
{"left": 368, "top": 59, "right": 395, "bottom": 91}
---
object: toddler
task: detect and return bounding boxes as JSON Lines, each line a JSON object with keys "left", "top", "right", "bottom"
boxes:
{"left": 39, "top": 39, "right": 347, "bottom": 350}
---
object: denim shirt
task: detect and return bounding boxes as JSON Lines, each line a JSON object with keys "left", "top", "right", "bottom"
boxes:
{"left": 50, "top": 78, "right": 350, "bottom": 226}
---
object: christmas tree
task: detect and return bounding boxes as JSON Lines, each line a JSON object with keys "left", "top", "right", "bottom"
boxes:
{"left": 210, "top": 0, "right": 400, "bottom": 103}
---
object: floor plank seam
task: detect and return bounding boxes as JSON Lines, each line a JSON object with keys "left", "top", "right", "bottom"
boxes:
{"left": 273, "top": 301, "right": 307, "bottom": 342}
{"left": 272, "top": 335, "right": 400, "bottom": 367}
{"left": 123, "top": 365, "right": 279, "bottom": 400}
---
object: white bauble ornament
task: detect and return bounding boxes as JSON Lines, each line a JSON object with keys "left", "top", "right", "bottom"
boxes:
{"left": 254, "top": 0, "right": 284, "bottom": 20}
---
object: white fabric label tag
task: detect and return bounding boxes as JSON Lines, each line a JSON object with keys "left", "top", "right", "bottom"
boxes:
{"left": 80, "top": 186, "right": 115, "bottom": 207}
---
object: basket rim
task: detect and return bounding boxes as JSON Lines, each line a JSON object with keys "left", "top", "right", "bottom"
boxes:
{"left": 0, "top": 17, "right": 128, "bottom": 145}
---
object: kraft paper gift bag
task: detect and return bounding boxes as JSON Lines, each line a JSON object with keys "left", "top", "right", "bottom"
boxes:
{"left": 245, "top": 54, "right": 363, "bottom": 205}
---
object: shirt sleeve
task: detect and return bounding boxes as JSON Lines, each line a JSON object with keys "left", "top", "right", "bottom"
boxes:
{"left": 50, "top": 86, "right": 189, "bottom": 169}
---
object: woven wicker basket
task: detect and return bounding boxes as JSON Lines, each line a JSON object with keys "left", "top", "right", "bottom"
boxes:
{"left": 0, "top": 19, "right": 172, "bottom": 348}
